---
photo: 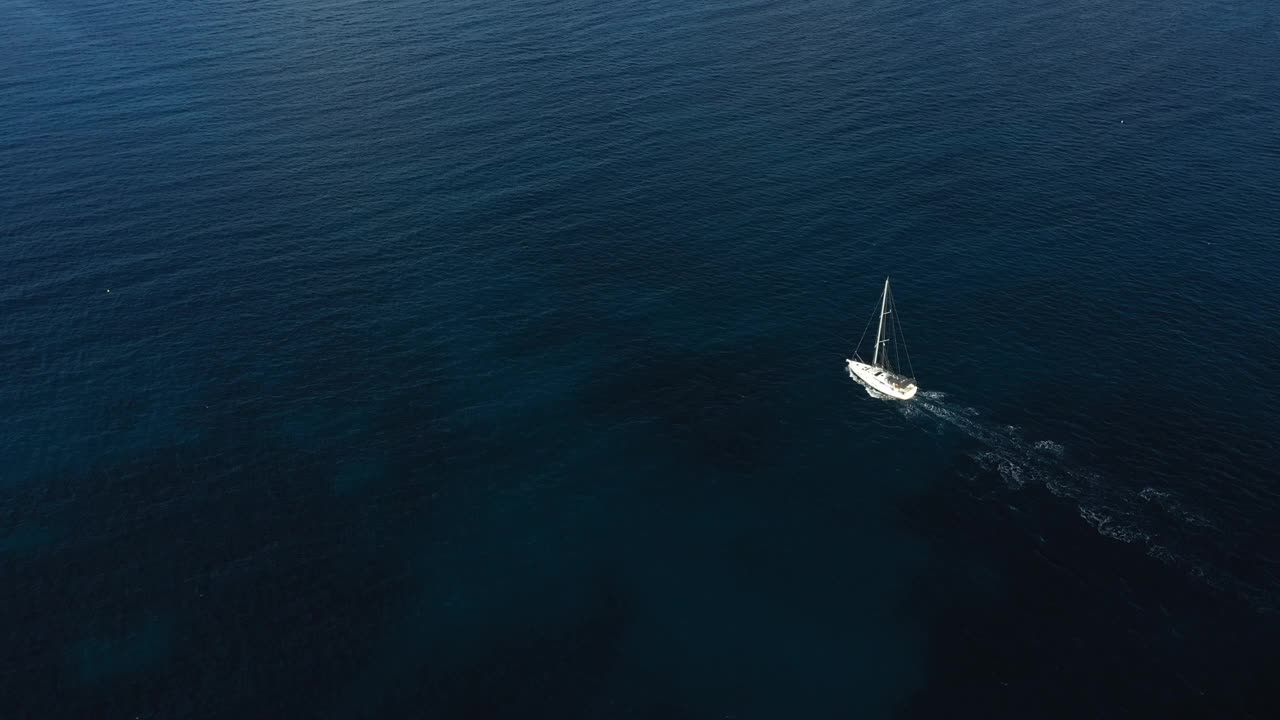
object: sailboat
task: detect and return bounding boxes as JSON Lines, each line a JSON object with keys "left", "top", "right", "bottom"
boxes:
{"left": 847, "top": 277, "right": 918, "bottom": 400}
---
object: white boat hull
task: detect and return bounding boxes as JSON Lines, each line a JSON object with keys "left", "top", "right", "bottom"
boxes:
{"left": 847, "top": 359, "right": 918, "bottom": 400}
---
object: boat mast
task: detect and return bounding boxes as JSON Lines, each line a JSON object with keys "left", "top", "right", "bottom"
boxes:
{"left": 872, "top": 277, "right": 890, "bottom": 367}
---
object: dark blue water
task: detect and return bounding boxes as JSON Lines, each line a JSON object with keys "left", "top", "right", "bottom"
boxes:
{"left": 4, "top": 0, "right": 1279, "bottom": 716}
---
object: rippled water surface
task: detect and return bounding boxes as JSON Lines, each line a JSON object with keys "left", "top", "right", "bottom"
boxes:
{"left": 3, "top": 0, "right": 1279, "bottom": 717}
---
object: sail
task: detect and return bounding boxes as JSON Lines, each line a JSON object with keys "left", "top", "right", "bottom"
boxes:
{"left": 873, "top": 278, "right": 889, "bottom": 367}
{"left": 852, "top": 276, "right": 914, "bottom": 382}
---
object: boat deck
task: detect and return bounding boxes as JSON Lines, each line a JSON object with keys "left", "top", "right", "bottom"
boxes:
{"left": 872, "top": 369, "right": 914, "bottom": 390}
{"left": 847, "top": 359, "right": 918, "bottom": 399}
{"left": 850, "top": 360, "right": 914, "bottom": 389}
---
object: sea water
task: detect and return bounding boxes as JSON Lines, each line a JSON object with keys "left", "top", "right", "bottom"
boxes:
{"left": 3, "top": 0, "right": 1278, "bottom": 716}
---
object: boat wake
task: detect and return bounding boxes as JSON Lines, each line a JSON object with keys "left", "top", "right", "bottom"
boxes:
{"left": 900, "top": 390, "right": 1274, "bottom": 613}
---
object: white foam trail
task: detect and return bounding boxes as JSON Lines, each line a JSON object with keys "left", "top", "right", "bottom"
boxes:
{"left": 1034, "top": 440, "right": 1064, "bottom": 457}
{"left": 898, "top": 392, "right": 1272, "bottom": 612}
